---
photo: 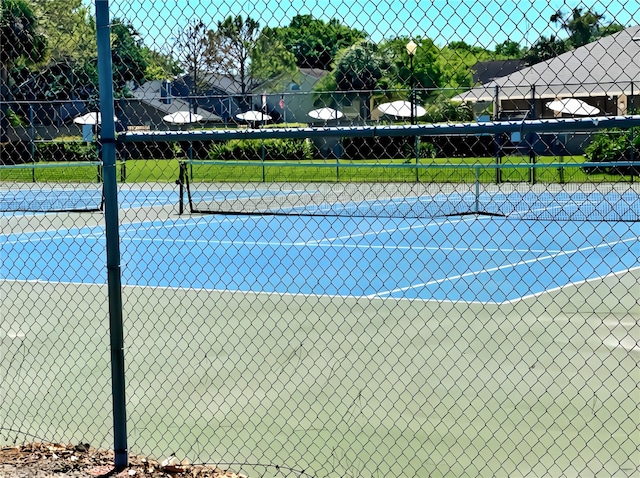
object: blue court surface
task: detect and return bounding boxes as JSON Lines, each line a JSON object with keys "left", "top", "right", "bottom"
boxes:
{"left": 2, "top": 188, "right": 638, "bottom": 303}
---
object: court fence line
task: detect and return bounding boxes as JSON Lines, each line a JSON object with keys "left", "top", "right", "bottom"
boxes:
{"left": 1, "top": 1, "right": 639, "bottom": 477}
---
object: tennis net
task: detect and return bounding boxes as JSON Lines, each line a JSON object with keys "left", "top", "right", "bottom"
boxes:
{"left": 0, "top": 162, "right": 104, "bottom": 213}
{"left": 179, "top": 160, "right": 640, "bottom": 222}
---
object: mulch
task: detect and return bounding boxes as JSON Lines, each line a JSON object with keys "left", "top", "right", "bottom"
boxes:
{"left": 0, "top": 443, "right": 246, "bottom": 478}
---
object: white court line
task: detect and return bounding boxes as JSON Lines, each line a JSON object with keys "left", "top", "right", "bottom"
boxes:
{"left": 299, "top": 214, "right": 479, "bottom": 246}
{"left": 122, "top": 237, "right": 557, "bottom": 255}
{"left": 115, "top": 214, "right": 560, "bottom": 254}
{"left": 369, "top": 234, "right": 640, "bottom": 299}
{"left": 0, "top": 215, "right": 252, "bottom": 245}
{"left": 116, "top": 214, "right": 636, "bottom": 261}
{"left": 508, "top": 265, "right": 640, "bottom": 303}
{"left": 1, "top": 228, "right": 105, "bottom": 244}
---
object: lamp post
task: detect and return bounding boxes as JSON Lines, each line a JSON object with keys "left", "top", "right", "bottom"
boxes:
{"left": 406, "top": 39, "right": 418, "bottom": 180}
{"left": 406, "top": 40, "right": 417, "bottom": 125}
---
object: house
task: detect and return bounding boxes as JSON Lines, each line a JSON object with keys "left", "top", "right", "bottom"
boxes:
{"left": 250, "top": 68, "right": 329, "bottom": 124}
{"left": 453, "top": 25, "right": 639, "bottom": 155}
{"left": 455, "top": 25, "right": 640, "bottom": 120}
{"left": 127, "top": 69, "right": 330, "bottom": 128}
{"left": 124, "top": 78, "right": 222, "bottom": 130}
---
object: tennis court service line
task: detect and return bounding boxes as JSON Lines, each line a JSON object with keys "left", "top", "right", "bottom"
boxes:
{"left": 369, "top": 234, "right": 640, "bottom": 299}
{"left": 300, "top": 214, "right": 479, "bottom": 246}
{"left": 1, "top": 227, "right": 105, "bottom": 245}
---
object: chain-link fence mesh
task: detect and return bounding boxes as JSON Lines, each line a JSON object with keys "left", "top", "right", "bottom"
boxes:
{"left": 1, "top": 1, "right": 639, "bottom": 477}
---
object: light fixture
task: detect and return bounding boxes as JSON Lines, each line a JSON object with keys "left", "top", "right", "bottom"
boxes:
{"left": 406, "top": 39, "right": 418, "bottom": 56}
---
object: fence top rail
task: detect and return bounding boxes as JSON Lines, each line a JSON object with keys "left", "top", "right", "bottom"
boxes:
{"left": 181, "top": 160, "right": 640, "bottom": 169}
{"left": 0, "top": 161, "right": 103, "bottom": 170}
{"left": 119, "top": 115, "right": 640, "bottom": 143}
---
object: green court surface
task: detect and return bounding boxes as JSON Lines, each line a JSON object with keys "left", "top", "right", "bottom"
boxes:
{"left": 2, "top": 272, "right": 638, "bottom": 477}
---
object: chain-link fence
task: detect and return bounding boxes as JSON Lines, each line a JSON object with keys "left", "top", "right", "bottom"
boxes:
{"left": 1, "top": 1, "right": 639, "bottom": 477}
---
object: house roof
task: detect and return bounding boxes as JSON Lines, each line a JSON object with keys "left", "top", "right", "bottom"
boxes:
{"left": 471, "top": 60, "right": 527, "bottom": 84}
{"left": 456, "top": 25, "right": 640, "bottom": 102}
{"left": 298, "top": 67, "right": 329, "bottom": 80}
{"left": 131, "top": 80, "right": 221, "bottom": 121}
{"left": 199, "top": 74, "right": 245, "bottom": 95}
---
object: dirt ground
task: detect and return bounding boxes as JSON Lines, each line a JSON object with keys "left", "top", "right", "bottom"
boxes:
{"left": 0, "top": 443, "right": 246, "bottom": 478}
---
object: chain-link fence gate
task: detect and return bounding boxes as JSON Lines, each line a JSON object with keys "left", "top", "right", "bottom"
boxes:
{"left": 1, "top": 1, "right": 639, "bottom": 476}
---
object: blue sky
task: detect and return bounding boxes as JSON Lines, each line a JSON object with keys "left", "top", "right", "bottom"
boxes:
{"left": 105, "top": 0, "right": 639, "bottom": 52}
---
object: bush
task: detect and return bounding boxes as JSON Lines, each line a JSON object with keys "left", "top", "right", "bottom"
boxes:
{"left": 342, "top": 136, "right": 414, "bottom": 160}
{"left": 1, "top": 140, "right": 98, "bottom": 165}
{"left": 208, "top": 138, "right": 313, "bottom": 161}
{"left": 0, "top": 141, "right": 30, "bottom": 165}
{"left": 584, "top": 129, "right": 640, "bottom": 175}
{"left": 35, "top": 141, "right": 98, "bottom": 162}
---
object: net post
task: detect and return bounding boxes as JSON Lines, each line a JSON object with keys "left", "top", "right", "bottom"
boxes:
{"left": 261, "top": 141, "right": 266, "bottom": 182}
{"left": 530, "top": 153, "right": 537, "bottom": 185}
{"left": 177, "top": 161, "right": 186, "bottom": 215}
{"left": 528, "top": 85, "right": 537, "bottom": 185}
{"left": 630, "top": 82, "right": 636, "bottom": 183}
{"left": 415, "top": 135, "right": 420, "bottom": 182}
{"left": 493, "top": 86, "right": 502, "bottom": 184}
{"left": 183, "top": 161, "right": 194, "bottom": 213}
{"left": 95, "top": 0, "right": 128, "bottom": 470}
{"left": 474, "top": 165, "right": 480, "bottom": 214}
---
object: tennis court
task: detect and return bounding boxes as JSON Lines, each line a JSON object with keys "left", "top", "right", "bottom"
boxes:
{"left": 2, "top": 184, "right": 639, "bottom": 477}
{"left": 2, "top": 186, "right": 638, "bottom": 302}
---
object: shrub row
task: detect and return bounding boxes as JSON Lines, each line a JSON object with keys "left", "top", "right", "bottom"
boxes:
{"left": 0, "top": 141, "right": 97, "bottom": 165}
{"left": 208, "top": 138, "right": 313, "bottom": 161}
{"left": 584, "top": 129, "right": 640, "bottom": 175}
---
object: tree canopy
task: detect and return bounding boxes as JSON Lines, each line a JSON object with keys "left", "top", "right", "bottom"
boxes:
{"left": 0, "top": 2, "right": 631, "bottom": 109}
{"left": 524, "top": 7, "right": 623, "bottom": 64}
{"left": 1, "top": 0, "right": 47, "bottom": 67}
{"left": 264, "top": 15, "right": 366, "bottom": 70}
{"left": 380, "top": 37, "right": 442, "bottom": 101}
{"left": 551, "top": 7, "right": 623, "bottom": 48}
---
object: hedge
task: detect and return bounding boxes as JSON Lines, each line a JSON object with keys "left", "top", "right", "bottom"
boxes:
{"left": 208, "top": 138, "right": 313, "bottom": 161}
{"left": 584, "top": 129, "right": 640, "bottom": 175}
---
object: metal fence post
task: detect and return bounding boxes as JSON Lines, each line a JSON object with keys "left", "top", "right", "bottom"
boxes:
{"left": 95, "top": 0, "right": 128, "bottom": 469}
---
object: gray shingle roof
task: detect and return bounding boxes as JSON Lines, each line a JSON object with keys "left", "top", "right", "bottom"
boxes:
{"left": 456, "top": 25, "right": 640, "bottom": 102}
{"left": 131, "top": 80, "right": 221, "bottom": 121}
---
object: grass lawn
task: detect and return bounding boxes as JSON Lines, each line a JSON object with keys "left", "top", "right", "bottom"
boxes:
{"left": 183, "top": 155, "right": 622, "bottom": 184}
{"left": 1, "top": 156, "right": 634, "bottom": 185}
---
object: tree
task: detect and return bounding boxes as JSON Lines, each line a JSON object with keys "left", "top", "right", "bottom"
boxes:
{"left": 333, "top": 41, "right": 391, "bottom": 91}
{"left": 523, "top": 8, "right": 623, "bottom": 65}
{"left": 249, "top": 29, "right": 297, "bottom": 91}
{"left": 10, "top": 15, "right": 147, "bottom": 102}
{"left": 523, "top": 35, "right": 569, "bottom": 65}
{"left": 205, "top": 14, "right": 260, "bottom": 106}
{"left": 33, "top": 0, "right": 95, "bottom": 62}
{"left": 1, "top": 0, "right": 47, "bottom": 68}
{"left": 175, "top": 19, "right": 211, "bottom": 97}
{"left": 550, "top": 7, "right": 622, "bottom": 48}
{"left": 380, "top": 37, "right": 442, "bottom": 102}
{"left": 1, "top": 0, "right": 47, "bottom": 141}
{"left": 204, "top": 14, "right": 296, "bottom": 108}
{"left": 331, "top": 41, "right": 392, "bottom": 119}
{"left": 494, "top": 40, "right": 524, "bottom": 58}
{"left": 438, "top": 41, "right": 493, "bottom": 89}
{"left": 265, "top": 14, "right": 366, "bottom": 70}
{"left": 110, "top": 18, "right": 148, "bottom": 93}
{"left": 141, "top": 46, "right": 182, "bottom": 81}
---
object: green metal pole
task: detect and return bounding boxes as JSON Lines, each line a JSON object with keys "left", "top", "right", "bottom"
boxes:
{"left": 95, "top": 0, "right": 128, "bottom": 469}
{"left": 630, "top": 82, "right": 635, "bottom": 182}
